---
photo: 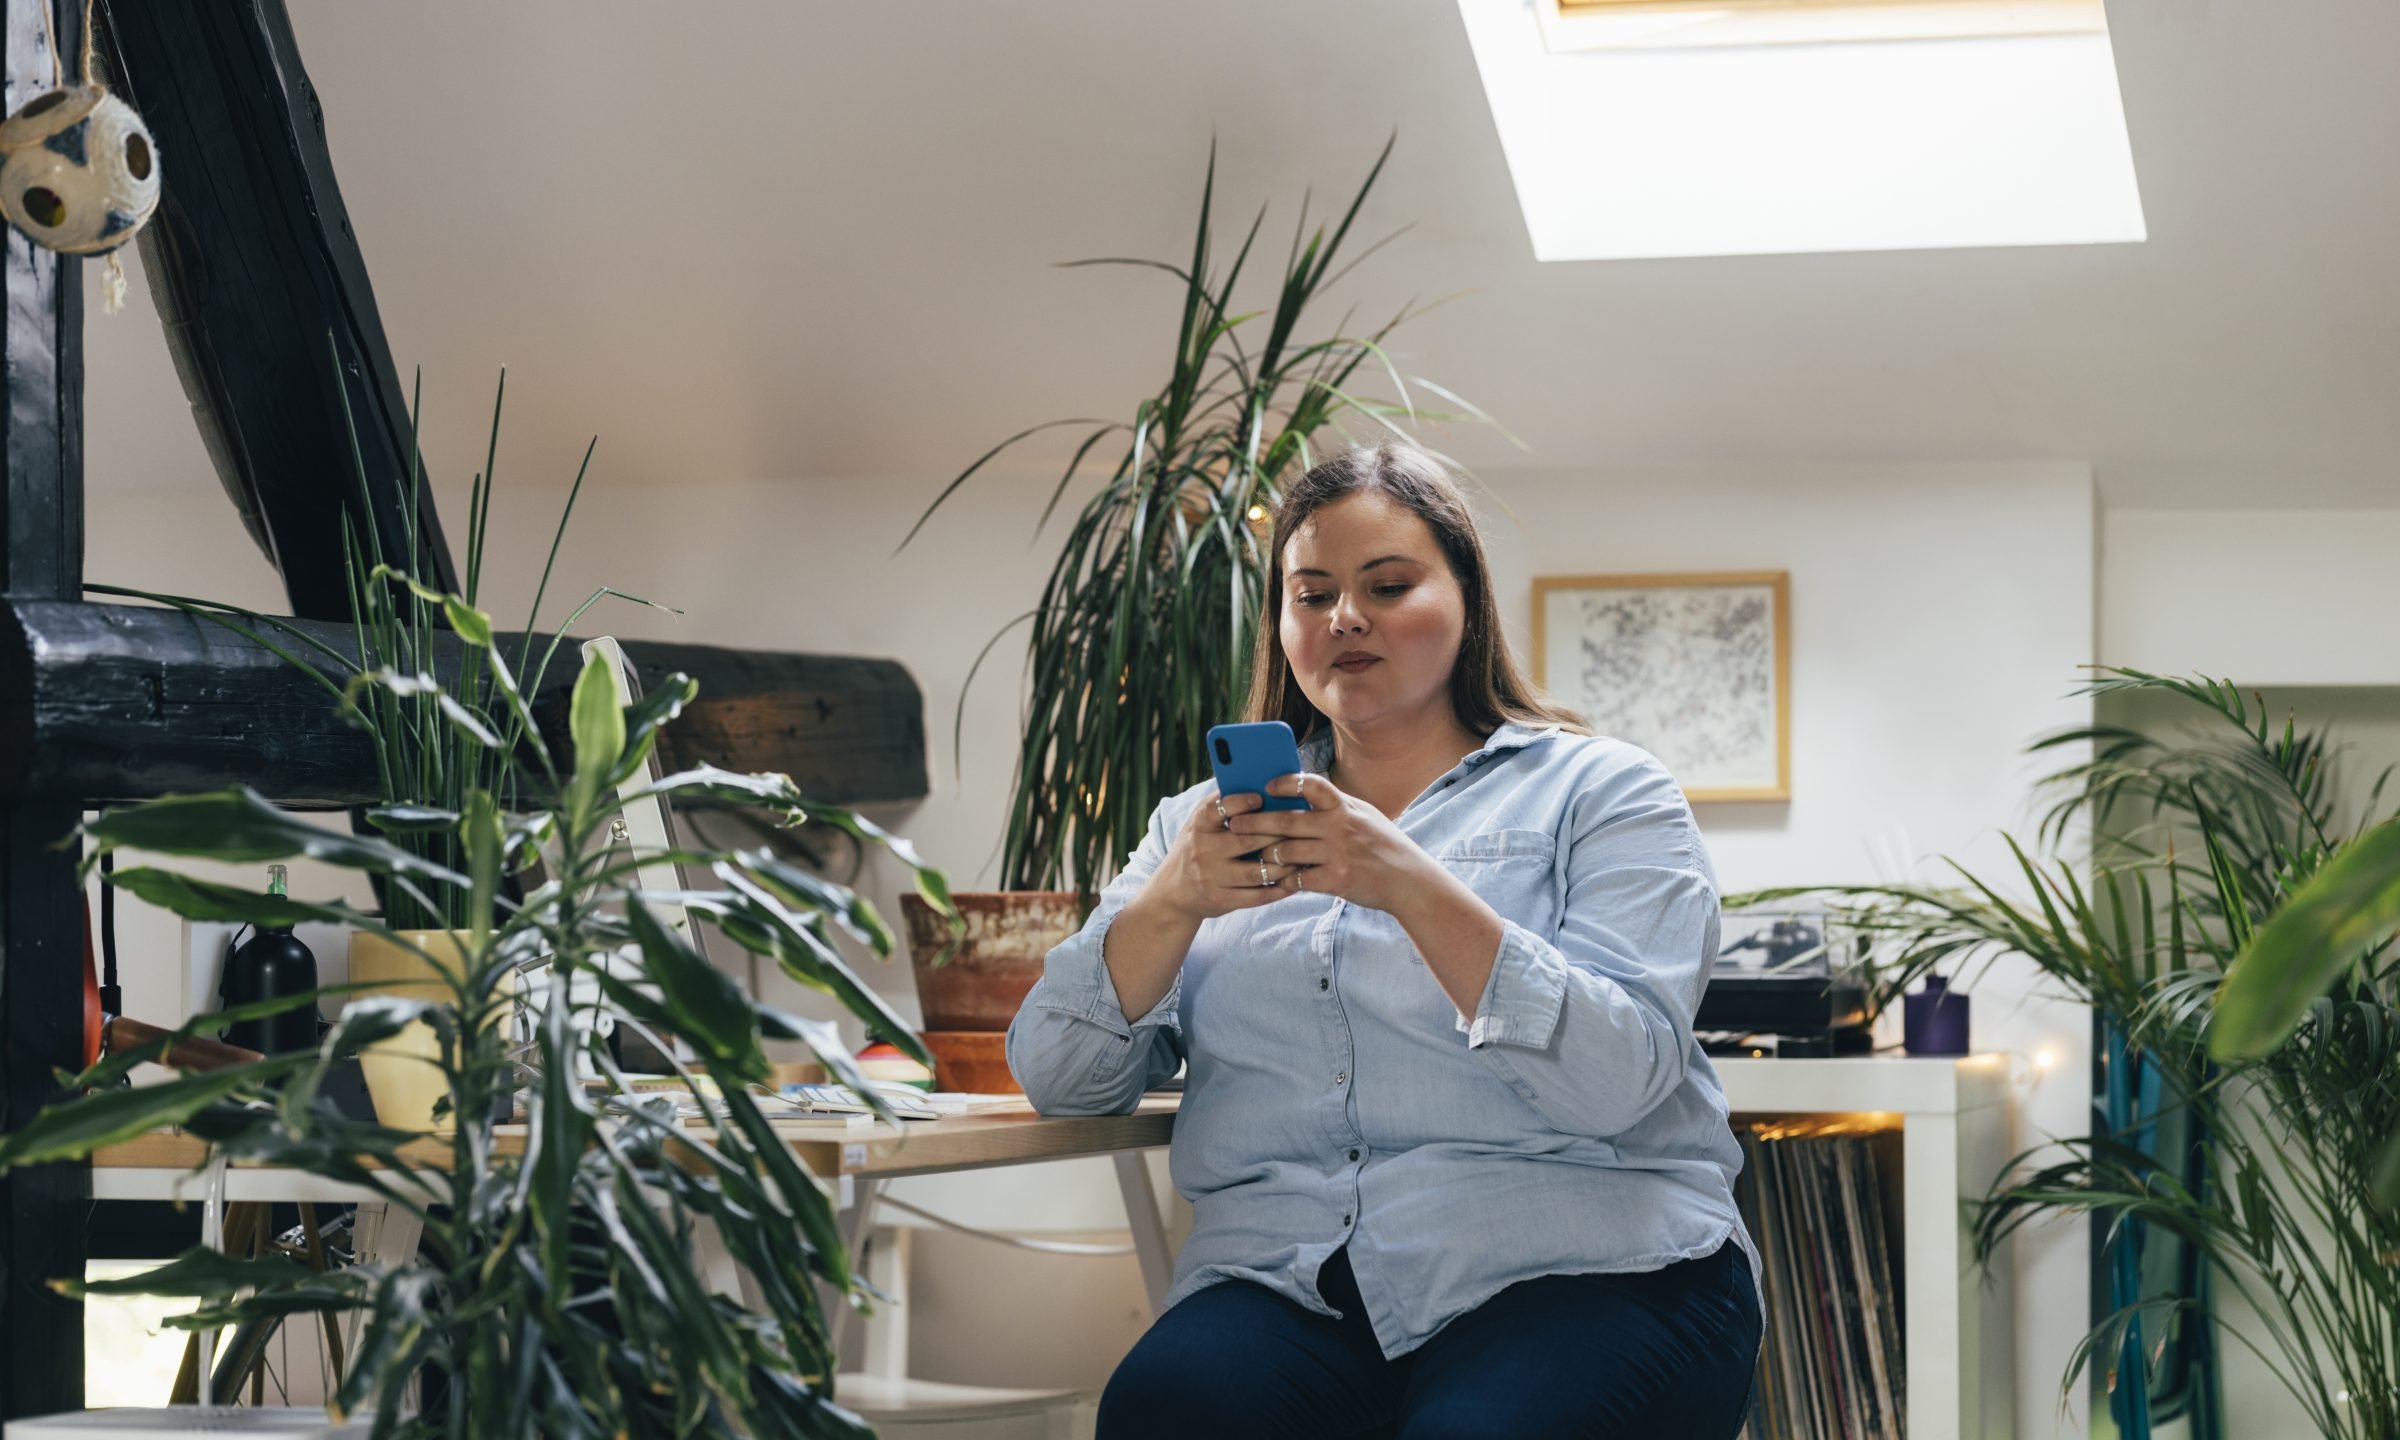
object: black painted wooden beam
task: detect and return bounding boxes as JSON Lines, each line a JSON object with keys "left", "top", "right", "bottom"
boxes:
{"left": 1, "top": 600, "right": 930, "bottom": 809}
{"left": 1, "top": 0, "right": 91, "bottom": 1415}
{"left": 95, "top": 0, "right": 458, "bottom": 619}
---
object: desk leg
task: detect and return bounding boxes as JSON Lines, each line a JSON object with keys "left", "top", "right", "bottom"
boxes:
{"left": 856, "top": 1224, "right": 911, "bottom": 1384}
{"left": 1112, "top": 1152, "right": 1173, "bottom": 1314}
{"left": 826, "top": 1178, "right": 883, "bottom": 1366}
{"left": 346, "top": 1202, "right": 425, "bottom": 1407}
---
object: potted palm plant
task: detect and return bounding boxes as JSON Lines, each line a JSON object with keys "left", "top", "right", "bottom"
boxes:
{"left": 896, "top": 139, "right": 1489, "bottom": 1088}
{"left": 1742, "top": 668, "right": 2400, "bottom": 1439}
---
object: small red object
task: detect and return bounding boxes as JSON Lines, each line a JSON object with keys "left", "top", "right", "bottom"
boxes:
{"left": 80, "top": 894, "right": 105, "bottom": 1068}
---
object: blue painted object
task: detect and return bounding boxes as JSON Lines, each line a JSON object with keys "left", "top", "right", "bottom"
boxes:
{"left": 1205, "top": 721, "right": 1310, "bottom": 812}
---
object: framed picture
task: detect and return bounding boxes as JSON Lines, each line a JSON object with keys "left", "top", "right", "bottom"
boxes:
{"left": 1531, "top": 570, "right": 1790, "bottom": 802}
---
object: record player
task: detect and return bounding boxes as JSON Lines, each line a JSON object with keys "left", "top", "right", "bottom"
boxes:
{"left": 1697, "top": 907, "right": 1871, "bottom": 1057}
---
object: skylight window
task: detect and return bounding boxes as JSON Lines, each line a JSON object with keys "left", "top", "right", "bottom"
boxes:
{"left": 1456, "top": 0, "right": 2147, "bottom": 260}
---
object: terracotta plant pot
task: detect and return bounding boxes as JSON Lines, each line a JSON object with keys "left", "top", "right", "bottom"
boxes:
{"left": 900, "top": 891, "right": 1084, "bottom": 1092}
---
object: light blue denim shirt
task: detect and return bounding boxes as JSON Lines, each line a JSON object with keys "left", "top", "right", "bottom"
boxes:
{"left": 1005, "top": 720, "right": 1756, "bottom": 1358}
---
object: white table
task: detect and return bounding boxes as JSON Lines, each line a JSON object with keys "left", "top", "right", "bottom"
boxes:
{"left": 1717, "top": 1055, "right": 2016, "bottom": 1440}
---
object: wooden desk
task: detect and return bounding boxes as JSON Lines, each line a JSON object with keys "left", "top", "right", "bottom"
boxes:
{"left": 89, "top": 1095, "right": 1185, "bottom": 1306}
{"left": 91, "top": 1096, "right": 1179, "bottom": 1187}
{"left": 91, "top": 1098, "right": 1183, "bottom": 1422}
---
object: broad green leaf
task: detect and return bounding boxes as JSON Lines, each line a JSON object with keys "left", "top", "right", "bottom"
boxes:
{"left": 63, "top": 1246, "right": 312, "bottom": 1300}
{"left": 530, "top": 963, "right": 595, "bottom": 1296}
{"left": 80, "top": 790, "right": 469, "bottom": 888}
{"left": 736, "top": 851, "right": 895, "bottom": 955}
{"left": 624, "top": 897, "right": 766, "bottom": 1085}
{"left": 103, "top": 869, "right": 383, "bottom": 933}
{"left": 367, "top": 804, "right": 463, "bottom": 836}
{"left": 163, "top": 1286, "right": 371, "bottom": 1330}
{"left": 443, "top": 595, "right": 496, "bottom": 649}
{"left": 465, "top": 790, "right": 503, "bottom": 949}
{"left": 2373, "top": 1132, "right": 2400, "bottom": 1210}
{"left": 2213, "top": 816, "right": 2400, "bottom": 1058}
{"left": 626, "top": 764, "right": 802, "bottom": 812}
{"left": 705, "top": 873, "right": 930, "bottom": 1074}
{"left": 0, "top": 1054, "right": 308, "bottom": 1170}
{"left": 65, "top": 1238, "right": 314, "bottom": 1296}
{"left": 187, "top": 1103, "right": 418, "bottom": 1191}
{"left": 568, "top": 650, "right": 625, "bottom": 816}
{"left": 332, "top": 1268, "right": 440, "bottom": 1422}
{"left": 319, "top": 995, "right": 437, "bottom": 1057}
{"left": 796, "top": 804, "right": 955, "bottom": 917}
{"left": 621, "top": 672, "right": 697, "bottom": 762}
{"left": 438, "top": 692, "right": 503, "bottom": 749}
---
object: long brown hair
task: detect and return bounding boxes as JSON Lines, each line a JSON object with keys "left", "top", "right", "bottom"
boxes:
{"left": 1242, "top": 444, "right": 1590, "bottom": 745}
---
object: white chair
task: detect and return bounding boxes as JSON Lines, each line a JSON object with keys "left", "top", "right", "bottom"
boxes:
{"left": 833, "top": 1373, "right": 1092, "bottom": 1440}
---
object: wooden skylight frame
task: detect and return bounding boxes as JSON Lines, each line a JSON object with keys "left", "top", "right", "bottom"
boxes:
{"left": 1540, "top": 0, "right": 2108, "bottom": 50}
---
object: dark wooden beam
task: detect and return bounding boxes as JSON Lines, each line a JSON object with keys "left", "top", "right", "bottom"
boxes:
{"left": 1, "top": 601, "right": 929, "bottom": 808}
{"left": 94, "top": 0, "right": 459, "bottom": 619}
{"left": 1, "top": 0, "right": 91, "bottom": 1414}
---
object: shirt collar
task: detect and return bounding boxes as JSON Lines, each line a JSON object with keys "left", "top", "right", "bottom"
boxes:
{"left": 1297, "top": 719, "right": 1560, "bottom": 775}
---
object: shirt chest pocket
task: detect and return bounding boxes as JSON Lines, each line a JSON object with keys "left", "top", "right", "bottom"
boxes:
{"left": 1435, "top": 828, "right": 1561, "bottom": 934}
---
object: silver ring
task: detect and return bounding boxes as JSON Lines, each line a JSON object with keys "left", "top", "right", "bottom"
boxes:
{"left": 1258, "top": 859, "right": 1271, "bottom": 887}
{"left": 1214, "top": 796, "right": 1230, "bottom": 829}
{"left": 1270, "top": 841, "right": 1285, "bottom": 866}
{"left": 1293, "top": 870, "right": 1306, "bottom": 892}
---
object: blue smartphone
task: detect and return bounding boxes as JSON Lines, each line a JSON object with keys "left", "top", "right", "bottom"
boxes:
{"left": 1206, "top": 721, "right": 1309, "bottom": 862}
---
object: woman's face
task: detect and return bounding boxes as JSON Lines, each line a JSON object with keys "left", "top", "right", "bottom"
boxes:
{"left": 1277, "top": 490, "right": 1468, "bottom": 734}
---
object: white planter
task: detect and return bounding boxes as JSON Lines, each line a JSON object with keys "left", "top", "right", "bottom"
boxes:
{"left": 4, "top": 1409, "right": 370, "bottom": 1437}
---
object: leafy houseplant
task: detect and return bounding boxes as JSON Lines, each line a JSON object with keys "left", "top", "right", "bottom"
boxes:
{"left": 10, "top": 371, "right": 960, "bottom": 1432}
{"left": 1739, "top": 669, "right": 2400, "bottom": 1439}
{"left": 0, "top": 630, "right": 953, "bottom": 1435}
{"left": 907, "top": 137, "right": 1486, "bottom": 895}
{"left": 2216, "top": 812, "right": 2400, "bottom": 1206}
{"left": 91, "top": 365, "right": 623, "bottom": 933}
{"left": 94, "top": 366, "right": 679, "bottom": 1130}
{"left": 894, "top": 140, "right": 1487, "bottom": 1079}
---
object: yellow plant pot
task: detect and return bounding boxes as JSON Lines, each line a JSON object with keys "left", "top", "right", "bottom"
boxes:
{"left": 347, "top": 929, "right": 512, "bottom": 1133}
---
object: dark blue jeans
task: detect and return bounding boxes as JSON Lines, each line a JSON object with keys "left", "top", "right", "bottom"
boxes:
{"left": 1099, "top": 1242, "right": 1759, "bottom": 1439}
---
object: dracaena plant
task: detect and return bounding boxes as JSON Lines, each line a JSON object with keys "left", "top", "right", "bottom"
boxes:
{"left": 902, "top": 137, "right": 1495, "bottom": 895}
{"left": 90, "top": 362, "right": 647, "bottom": 930}
{"left": 0, "top": 638, "right": 956, "bottom": 1436}
{"left": 1737, "top": 668, "right": 2400, "bottom": 1439}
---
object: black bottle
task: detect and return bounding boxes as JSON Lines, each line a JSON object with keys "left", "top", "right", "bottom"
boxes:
{"left": 221, "top": 863, "right": 320, "bottom": 1055}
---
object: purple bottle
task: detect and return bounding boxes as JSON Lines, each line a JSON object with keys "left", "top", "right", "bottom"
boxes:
{"left": 1903, "top": 974, "right": 1971, "bottom": 1056}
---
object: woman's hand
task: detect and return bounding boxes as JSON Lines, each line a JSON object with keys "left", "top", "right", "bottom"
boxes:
{"left": 1227, "top": 773, "right": 1445, "bottom": 916}
{"left": 1151, "top": 788, "right": 1308, "bottom": 923}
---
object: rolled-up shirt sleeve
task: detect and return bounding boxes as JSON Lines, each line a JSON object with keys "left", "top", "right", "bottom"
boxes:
{"left": 1005, "top": 794, "right": 1190, "bottom": 1115}
{"left": 1461, "top": 754, "right": 1720, "bottom": 1139}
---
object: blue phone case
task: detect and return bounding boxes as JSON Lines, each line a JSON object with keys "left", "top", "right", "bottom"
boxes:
{"left": 1206, "top": 721, "right": 1310, "bottom": 810}
{"left": 1207, "top": 721, "right": 1309, "bottom": 864}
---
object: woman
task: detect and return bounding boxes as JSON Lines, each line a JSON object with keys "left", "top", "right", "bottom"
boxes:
{"left": 1007, "top": 445, "right": 1760, "bottom": 1438}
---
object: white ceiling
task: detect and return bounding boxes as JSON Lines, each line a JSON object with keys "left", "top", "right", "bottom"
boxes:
{"left": 84, "top": 0, "right": 2400, "bottom": 508}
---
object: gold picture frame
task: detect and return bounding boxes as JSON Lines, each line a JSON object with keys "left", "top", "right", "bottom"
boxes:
{"left": 1531, "top": 570, "right": 1791, "bottom": 803}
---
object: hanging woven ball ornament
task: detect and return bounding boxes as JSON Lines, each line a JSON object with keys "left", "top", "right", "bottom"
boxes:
{"left": 0, "top": 85, "right": 160, "bottom": 257}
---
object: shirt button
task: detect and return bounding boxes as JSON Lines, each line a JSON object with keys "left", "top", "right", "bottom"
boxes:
{"left": 1333, "top": 1071, "right": 1347, "bottom": 1086}
{"left": 1342, "top": 1215, "right": 1353, "bottom": 1226}
{"left": 1348, "top": 1149, "right": 1360, "bottom": 1162}
{"left": 1318, "top": 977, "right": 1329, "bottom": 992}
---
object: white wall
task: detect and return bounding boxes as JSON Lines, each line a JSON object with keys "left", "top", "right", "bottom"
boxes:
{"left": 1481, "top": 461, "right": 2099, "bottom": 1438}
{"left": 2102, "top": 508, "right": 2400, "bottom": 685}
